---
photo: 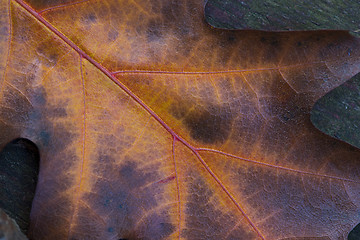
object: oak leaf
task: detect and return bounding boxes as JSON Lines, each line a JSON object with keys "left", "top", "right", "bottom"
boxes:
{"left": 1, "top": 0, "right": 360, "bottom": 239}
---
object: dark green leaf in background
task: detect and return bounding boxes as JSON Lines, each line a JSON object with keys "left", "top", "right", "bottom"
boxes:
{"left": 0, "top": 139, "right": 39, "bottom": 235}
{"left": 349, "top": 222, "right": 360, "bottom": 240}
{"left": 311, "top": 73, "right": 360, "bottom": 149}
{"left": 205, "top": 0, "right": 360, "bottom": 36}
{"left": 0, "top": 209, "right": 28, "bottom": 240}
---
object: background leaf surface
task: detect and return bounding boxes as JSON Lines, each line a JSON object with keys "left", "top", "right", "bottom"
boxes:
{"left": 205, "top": 0, "right": 360, "bottom": 36}
{"left": 311, "top": 72, "right": 360, "bottom": 149}
{"left": 1, "top": 0, "right": 360, "bottom": 239}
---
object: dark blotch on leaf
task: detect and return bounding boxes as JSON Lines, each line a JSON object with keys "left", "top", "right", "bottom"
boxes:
{"left": 170, "top": 102, "right": 188, "bottom": 120}
{"left": 260, "top": 36, "right": 279, "bottom": 47}
{"left": 76, "top": 157, "right": 175, "bottom": 239}
{"left": 143, "top": 214, "right": 175, "bottom": 239}
{"left": 146, "top": 20, "right": 163, "bottom": 41}
{"left": 87, "top": 13, "right": 97, "bottom": 22}
{"left": 0, "top": 138, "right": 40, "bottom": 234}
{"left": 225, "top": 33, "right": 237, "bottom": 44}
{"left": 184, "top": 105, "right": 232, "bottom": 144}
{"left": 33, "top": 89, "right": 46, "bottom": 105}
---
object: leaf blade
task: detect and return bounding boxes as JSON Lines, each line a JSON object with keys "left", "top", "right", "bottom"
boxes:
{"left": 1, "top": 0, "right": 360, "bottom": 239}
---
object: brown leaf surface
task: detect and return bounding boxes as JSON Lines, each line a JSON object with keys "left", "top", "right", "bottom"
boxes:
{"left": 1, "top": 0, "right": 360, "bottom": 239}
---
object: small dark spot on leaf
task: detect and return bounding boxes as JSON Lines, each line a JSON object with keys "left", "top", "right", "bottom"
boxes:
{"left": 260, "top": 36, "right": 279, "bottom": 47}
{"left": 104, "top": 199, "right": 111, "bottom": 207}
{"left": 86, "top": 13, "right": 97, "bottom": 23}
{"left": 279, "top": 107, "right": 299, "bottom": 123}
{"left": 49, "top": 54, "right": 58, "bottom": 63}
{"left": 227, "top": 34, "right": 236, "bottom": 43}
{"left": 184, "top": 105, "right": 232, "bottom": 144}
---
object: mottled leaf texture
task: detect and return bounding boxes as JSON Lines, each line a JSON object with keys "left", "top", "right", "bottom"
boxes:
{"left": 1, "top": 0, "right": 360, "bottom": 240}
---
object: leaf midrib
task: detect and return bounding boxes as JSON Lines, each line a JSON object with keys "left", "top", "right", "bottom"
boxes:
{"left": 16, "top": 0, "right": 268, "bottom": 238}
{"left": 14, "top": 1, "right": 360, "bottom": 239}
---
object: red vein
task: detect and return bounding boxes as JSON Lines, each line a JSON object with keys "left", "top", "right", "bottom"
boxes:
{"left": 0, "top": 0, "right": 13, "bottom": 95}
{"left": 154, "top": 173, "right": 176, "bottom": 184}
{"left": 67, "top": 56, "right": 87, "bottom": 239}
{"left": 16, "top": 1, "right": 267, "bottom": 238}
{"left": 20, "top": 1, "right": 354, "bottom": 238}
{"left": 172, "top": 137, "right": 181, "bottom": 240}
{"left": 196, "top": 148, "right": 360, "bottom": 184}
{"left": 112, "top": 69, "right": 279, "bottom": 75}
{"left": 15, "top": 0, "right": 180, "bottom": 138}
{"left": 38, "top": 0, "right": 91, "bottom": 14}
{"left": 188, "top": 144, "right": 265, "bottom": 239}
{"left": 110, "top": 59, "right": 350, "bottom": 76}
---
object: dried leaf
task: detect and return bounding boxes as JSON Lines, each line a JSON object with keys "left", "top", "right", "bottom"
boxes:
{"left": 1, "top": 0, "right": 360, "bottom": 239}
